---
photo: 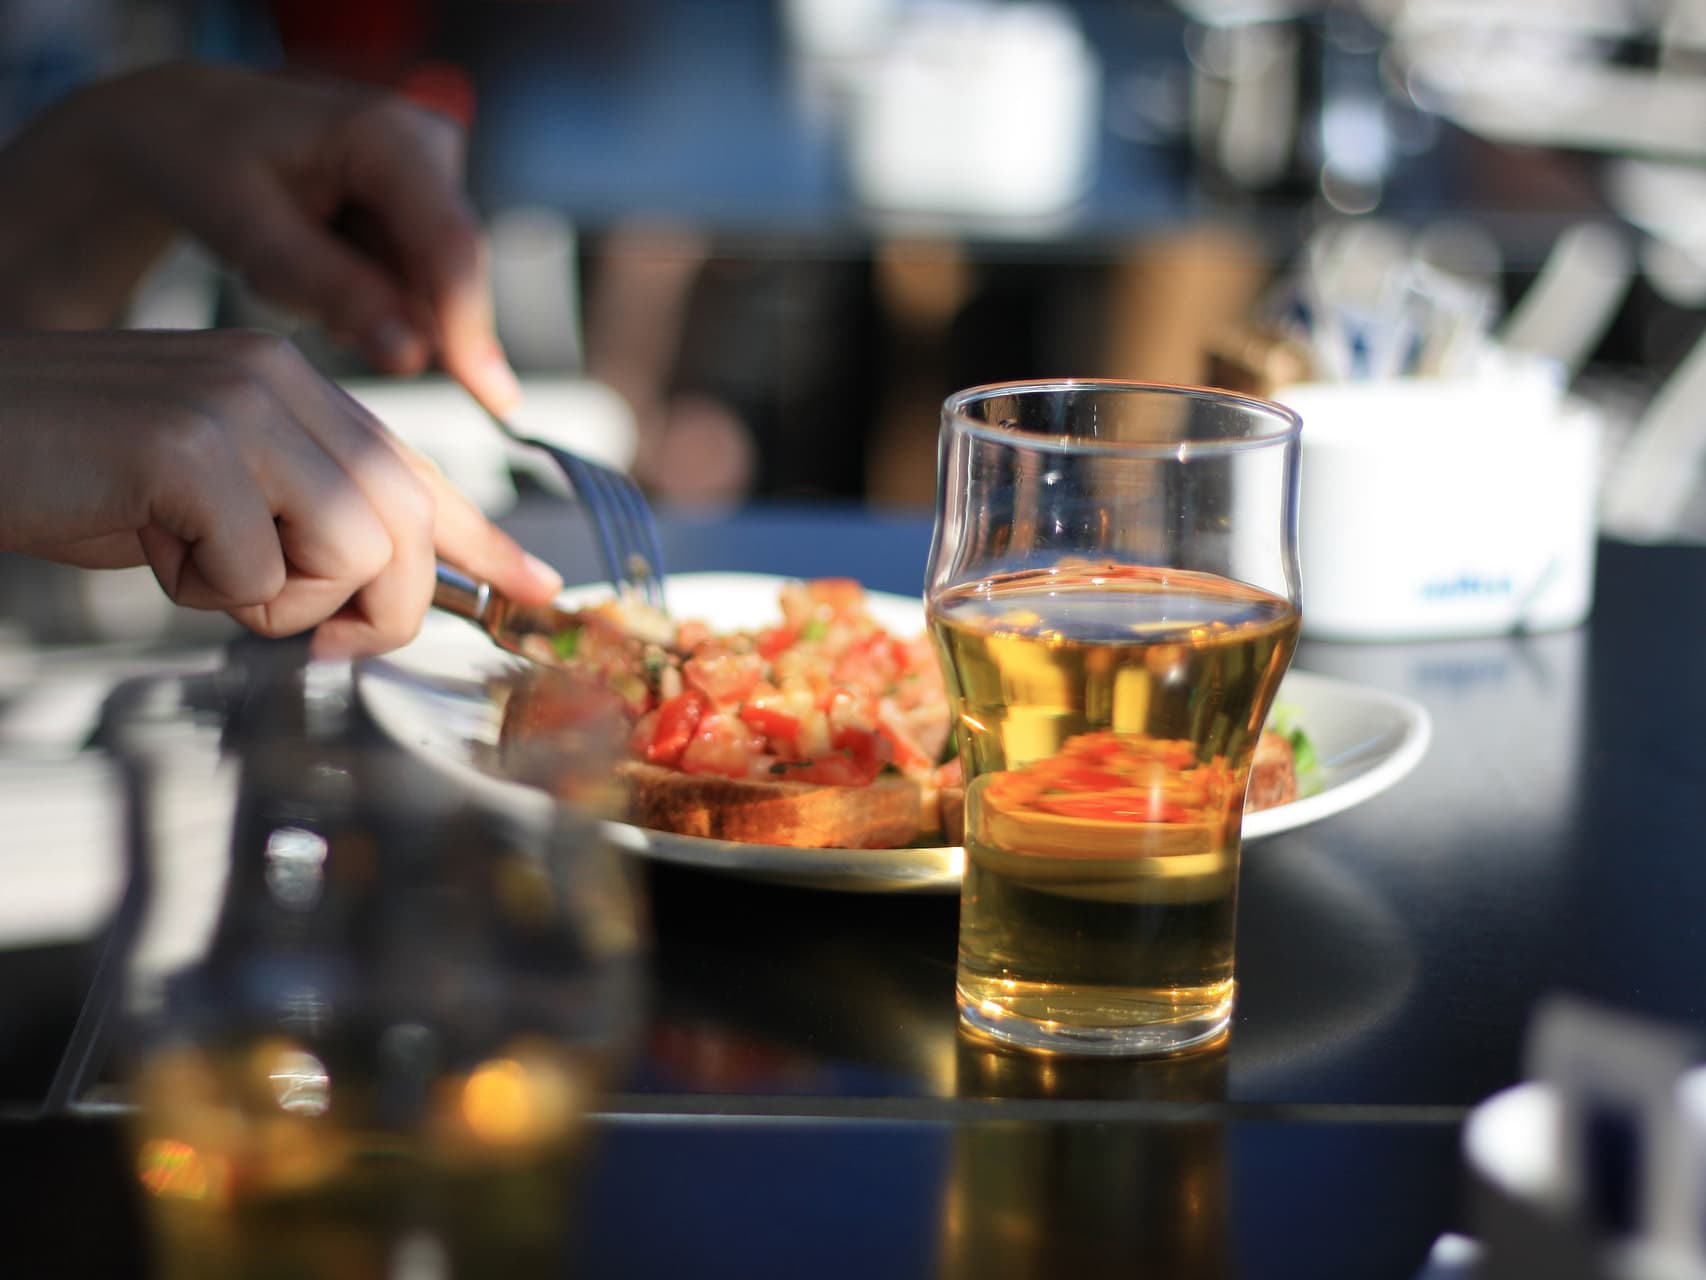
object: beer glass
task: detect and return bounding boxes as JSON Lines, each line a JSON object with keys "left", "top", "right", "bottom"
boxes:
{"left": 106, "top": 653, "right": 644, "bottom": 1277}
{"left": 926, "top": 380, "right": 1301, "bottom": 1056}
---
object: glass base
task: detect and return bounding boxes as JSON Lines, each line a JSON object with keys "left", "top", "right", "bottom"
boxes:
{"left": 956, "top": 989, "right": 1232, "bottom": 1058}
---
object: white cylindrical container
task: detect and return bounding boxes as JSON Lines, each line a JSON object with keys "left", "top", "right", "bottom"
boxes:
{"left": 1277, "top": 378, "right": 1602, "bottom": 641}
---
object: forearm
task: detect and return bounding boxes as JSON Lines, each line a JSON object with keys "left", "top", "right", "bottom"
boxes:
{"left": 0, "top": 78, "right": 176, "bottom": 328}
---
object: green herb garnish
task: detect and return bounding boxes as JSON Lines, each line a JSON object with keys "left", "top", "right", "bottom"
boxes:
{"left": 801, "top": 618, "right": 830, "bottom": 643}
{"left": 1266, "top": 701, "right": 1320, "bottom": 793}
{"left": 549, "top": 625, "right": 582, "bottom": 660}
{"left": 1286, "top": 725, "right": 1317, "bottom": 777}
{"left": 938, "top": 724, "right": 959, "bottom": 766}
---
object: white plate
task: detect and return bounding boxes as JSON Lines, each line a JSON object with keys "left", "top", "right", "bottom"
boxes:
{"left": 358, "top": 572, "right": 1431, "bottom": 894}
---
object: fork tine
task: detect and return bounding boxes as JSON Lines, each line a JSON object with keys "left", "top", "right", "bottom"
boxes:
{"left": 473, "top": 399, "right": 666, "bottom": 607}
{"left": 623, "top": 481, "right": 669, "bottom": 609}
{"left": 605, "top": 471, "right": 666, "bottom": 608}
{"left": 557, "top": 446, "right": 665, "bottom": 607}
{"left": 557, "top": 452, "right": 626, "bottom": 596}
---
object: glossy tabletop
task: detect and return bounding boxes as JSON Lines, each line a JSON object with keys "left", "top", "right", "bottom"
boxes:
{"left": 5, "top": 503, "right": 1700, "bottom": 1277}
{"left": 504, "top": 505, "right": 1690, "bottom": 1113}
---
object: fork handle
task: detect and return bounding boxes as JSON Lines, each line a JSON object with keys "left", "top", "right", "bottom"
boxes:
{"left": 433, "top": 562, "right": 492, "bottom": 624}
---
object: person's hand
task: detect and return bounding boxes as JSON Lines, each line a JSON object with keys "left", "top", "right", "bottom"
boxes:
{"left": 108, "top": 61, "right": 520, "bottom": 411}
{"left": 0, "top": 61, "right": 519, "bottom": 412}
{"left": 0, "top": 330, "right": 561, "bottom": 656}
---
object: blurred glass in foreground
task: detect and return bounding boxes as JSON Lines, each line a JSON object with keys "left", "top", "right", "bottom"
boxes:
{"left": 106, "top": 652, "right": 644, "bottom": 1278}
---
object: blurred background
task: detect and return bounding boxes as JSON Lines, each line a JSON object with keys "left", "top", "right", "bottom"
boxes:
{"left": 3, "top": 0, "right": 1703, "bottom": 521}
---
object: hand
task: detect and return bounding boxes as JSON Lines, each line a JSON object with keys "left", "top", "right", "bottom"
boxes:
{"left": 0, "top": 61, "right": 519, "bottom": 412}
{"left": 0, "top": 330, "right": 561, "bottom": 656}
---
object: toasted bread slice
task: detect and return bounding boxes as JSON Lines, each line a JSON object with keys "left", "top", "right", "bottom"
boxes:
{"left": 620, "top": 761, "right": 924, "bottom": 849}
{"left": 500, "top": 672, "right": 931, "bottom": 849}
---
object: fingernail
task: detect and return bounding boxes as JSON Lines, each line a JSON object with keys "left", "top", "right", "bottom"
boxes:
{"left": 373, "top": 318, "right": 425, "bottom": 370}
{"left": 481, "top": 347, "right": 523, "bottom": 413}
{"left": 523, "top": 552, "right": 563, "bottom": 594}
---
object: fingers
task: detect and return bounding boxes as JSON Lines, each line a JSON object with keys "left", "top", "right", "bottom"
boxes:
{"left": 405, "top": 449, "right": 563, "bottom": 606}
{"left": 105, "top": 333, "right": 430, "bottom": 655}
{"left": 207, "top": 169, "right": 431, "bottom": 375}
{"left": 125, "top": 358, "right": 400, "bottom": 641}
{"left": 338, "top": 101, "right": 521, "bottom": 413}
{"left": 2, "top": 329, "right": 538, "bottom": 657}
{"left": 247, "top": 357, "right": 441, "bottom": 655}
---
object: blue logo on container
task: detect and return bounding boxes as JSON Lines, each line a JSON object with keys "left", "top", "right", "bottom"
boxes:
{"left": 1420, "top": 574, "right": 1513, "bottom": 600}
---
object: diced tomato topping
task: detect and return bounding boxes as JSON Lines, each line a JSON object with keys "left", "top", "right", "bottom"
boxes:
{"left": 646, "top": 690, "right": 706, "bottom": 767}
{"left": 832, "top": 635, "right": 904, "bottom": 687}
{"left": 679, "top": 712, "right": 762, "bottom": 779}
{"left": 675, "top": 620, "right": 712, "bottom": 653}
{"left": 740, "top": 703, "right": 803, "bottom": 747}
{"left": 537, "top": 576, "right": 951, "bottom": 793}
{"left": 806, "top": 578, "right": 866, "bottom": 617}
{"left": 831, "top": 725, "right": 885, "bottom": 769}
{"left": 682, "top": 651, "right": 764, "bottom": 705}
{"left": 755, "top": 625, "right": 799, "bottom": 660}
{"left": 876, "top": 721, "right": 934, "bottom": 772}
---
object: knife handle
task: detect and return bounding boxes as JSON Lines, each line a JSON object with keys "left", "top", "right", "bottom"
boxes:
{"left": 433, "top": 562, "right": 492, "bottom": 624}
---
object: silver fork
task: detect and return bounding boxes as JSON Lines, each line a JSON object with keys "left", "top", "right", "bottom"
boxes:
{"left": 479, "top": 403, "right": 668, "bottom": 610}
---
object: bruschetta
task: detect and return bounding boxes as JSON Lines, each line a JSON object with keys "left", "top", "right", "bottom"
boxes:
{"left": 501, "top": 578, "right": 951, "bottom": 848}
{"left": 499, "top": 578, "right": 1305, "bottom": 851}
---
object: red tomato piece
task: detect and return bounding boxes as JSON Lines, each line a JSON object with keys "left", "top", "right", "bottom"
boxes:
{"left": 679, "top": 713, "right": 760, "bottom": 779}
{"left": 831, "top": 725, "right": 885, "bottom": 768}
{"left": 806, "top": 578, "right": 866, "bottom": 616}
{"left": 675, "top": 620, "right": 713, "bottom": 653}
{"left": 740, "top": 703, "right": 802, "bottom": 747}
{"left": 682, "top": 651, "right": 764, "bottom": 706}
{"left": 875, "top": 718, "right": 933, "bottom": 772}
{"left": 647, "top": 690, "right": 706, "bottom": 766}
{"left": 755, "top": 625, "right": 799, "bottom": 660}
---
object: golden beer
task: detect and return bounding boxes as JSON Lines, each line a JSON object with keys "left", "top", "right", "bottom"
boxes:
{"left": 129, "top": 1034, "right": 601, "bottom": 1278}
{"left": 931, "top": 563, "right": 1298, "bottom": 1053}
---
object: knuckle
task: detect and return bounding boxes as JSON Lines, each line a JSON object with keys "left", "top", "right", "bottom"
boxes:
{"left": 376, "top": 608, "right": 426, "bottom": 653}
{"left": 358, "top": 94, "right": 465, "bottom": 164}
{"left": 337, "top": 511, "right": 394, "bottom": 582}
{"left": 392, "top": 468, "right": 438, "bottom": 540}
{"left": 212, "top": 328, "right": 302, "bottom": 383}
{"left": 146, "top": 406, "right": 233, "bottom": 486}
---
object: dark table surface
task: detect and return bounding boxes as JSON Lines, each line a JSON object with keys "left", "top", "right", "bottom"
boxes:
{"left": 5, "top": 503, "right": 1700, "bottom": 1277}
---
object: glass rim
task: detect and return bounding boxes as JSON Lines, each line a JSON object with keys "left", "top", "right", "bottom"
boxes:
{"left": 942, "top": 378, "right": 1302, "bottom": 454}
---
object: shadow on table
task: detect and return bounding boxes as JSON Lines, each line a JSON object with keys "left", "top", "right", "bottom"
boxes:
{"left": 621, "top": 835, "right": 1416, "bottom": 1106}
